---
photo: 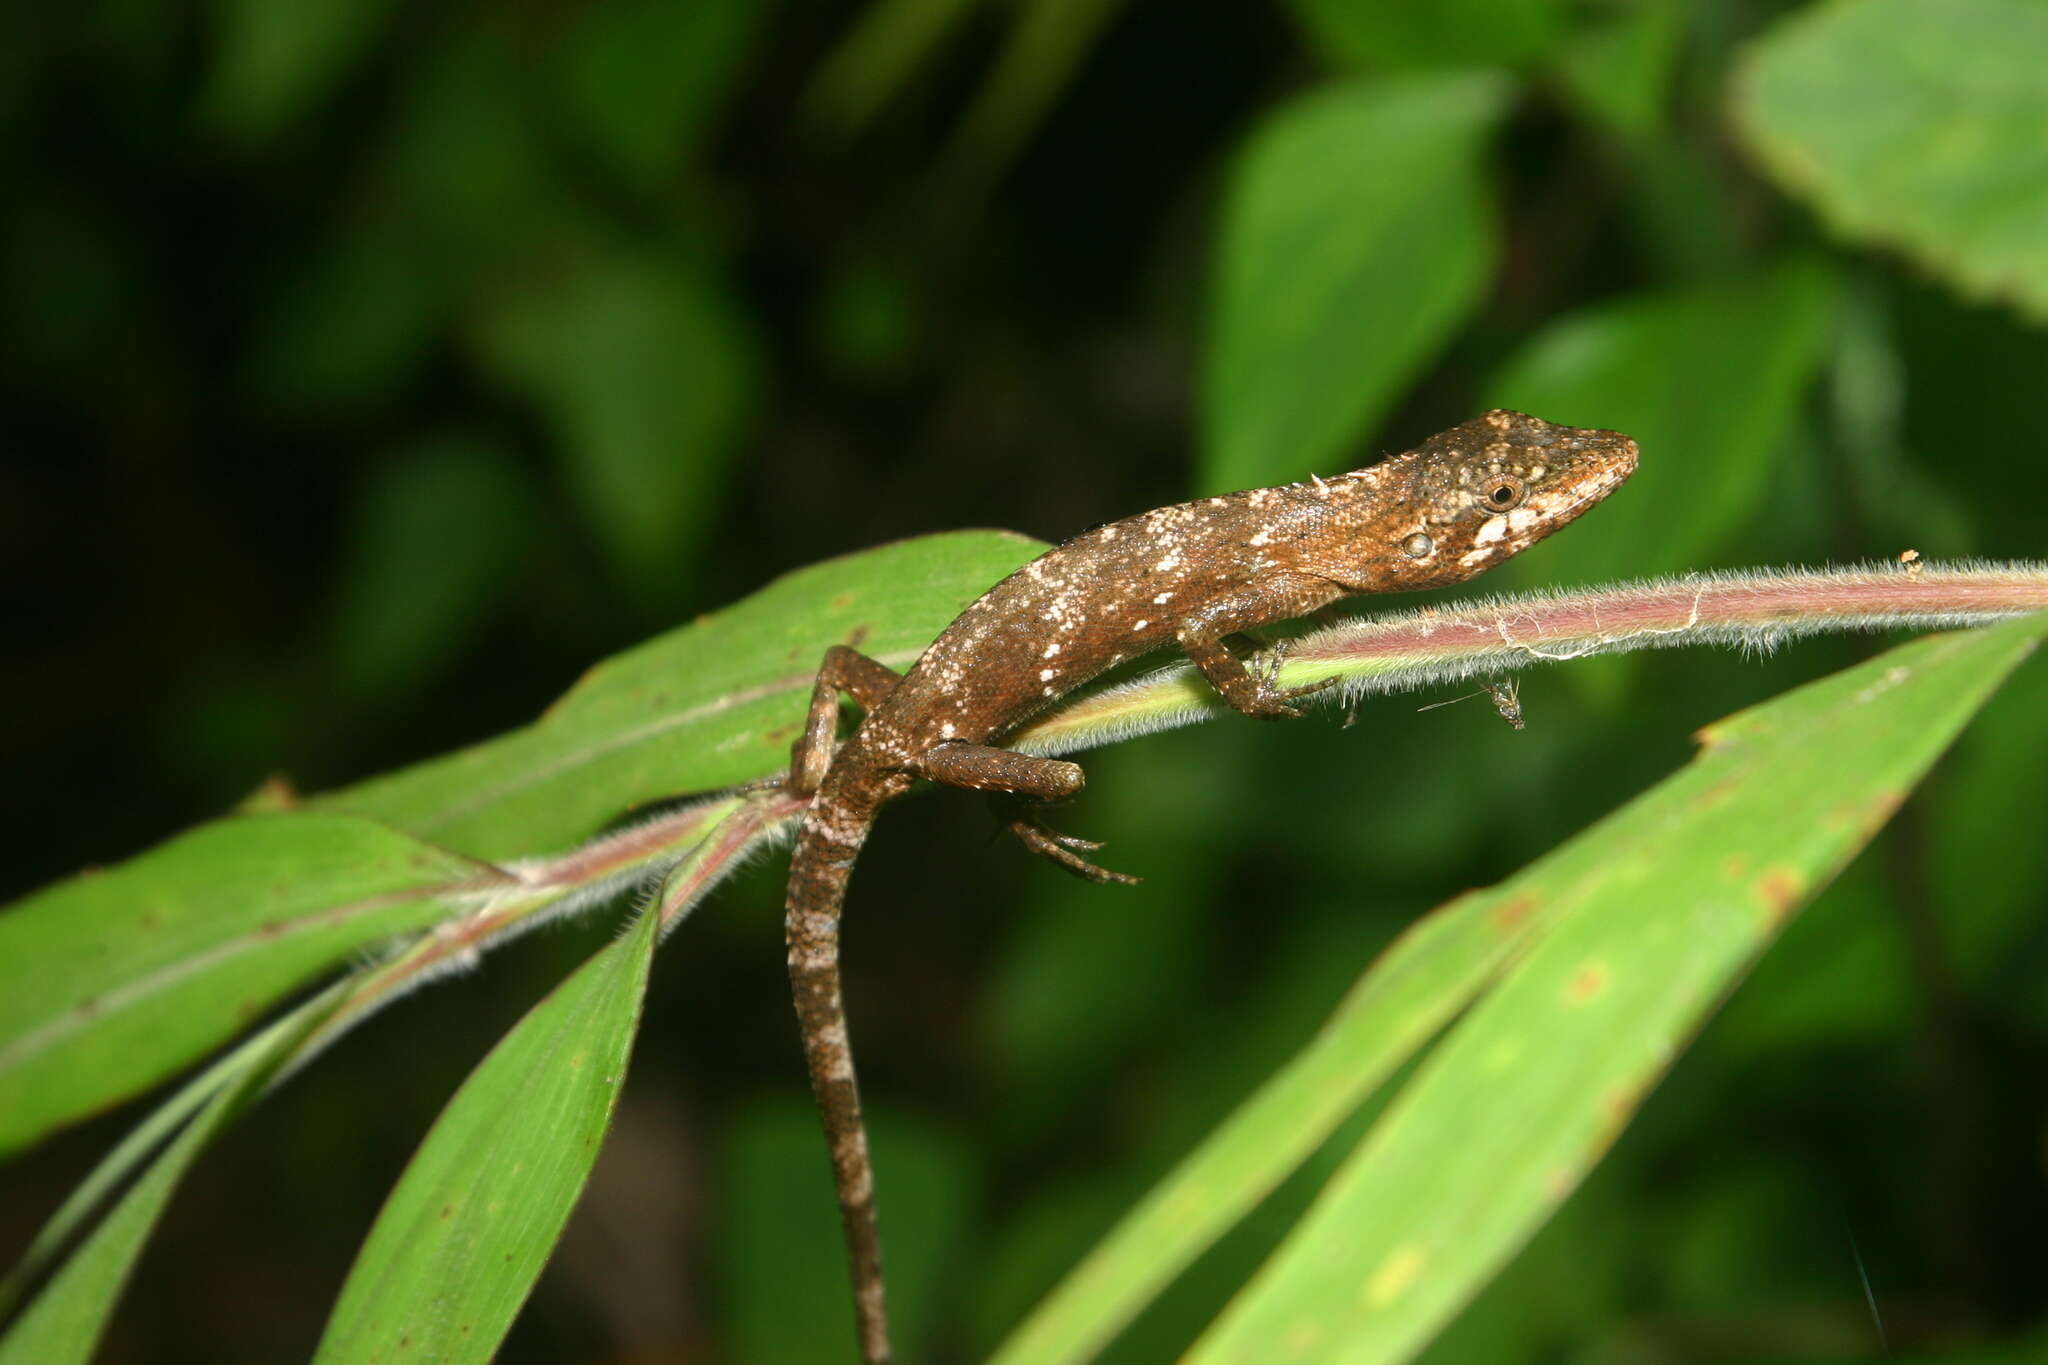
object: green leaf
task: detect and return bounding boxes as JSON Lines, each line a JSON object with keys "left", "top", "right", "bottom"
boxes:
{"left": 313, "top": 901, "right": 658, "bottom": 1364}
{"left": 1485, "top": 255, "right": 1839, "bottom": 584}
{"left": 803, "top": 0, "right": 982, "bottom": 135}
{"left": 0, "top": 816, "right": 493, "bottom": 1155}
{"left": 200, "top": 0, "right": 399, "bottom": 145}
{"left": 1186, "top": 617, "right": 2046, "bottom": 1363}
{"left": 554, "top": 0, "right": 763, "bottom": 189}
{"left": 997, "top": 615, "right": 2046, "bottom": 1364}
{"left": 1552, "top": 0, "right": 1685, "bottom": 145}
{"left": 0, "top": 984, "right": 346, "bottom": 1365}
{"left": 470, "top": 249, "right": 762, "bottom": 594}
{"left": 1202, "top": 73, "right": 1509, "bottom": 494}
{"left": 721, "top": 1100, "right": 978, "bottom": 1365}
{"left": 236, "top": 213, "right": 442, "bottom": 419}
{"left": 1734, "top": 0, "right": 2048, "bottom": 322}
{"left": 327, "top": 432, "right": 539, "bottom": 700}
{"left": 1284, "top": 0, "right": 1567, "bottom": 72}
{"left": 311, "top": 530, "right": 1045, "bottom": 858}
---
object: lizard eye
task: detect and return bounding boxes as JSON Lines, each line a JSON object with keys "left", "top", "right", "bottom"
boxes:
{"left": 1480, "top": 475, "right": 1528, "bottom": 513}
{"left": 1401, "top": 532, "right": 1434, "bottom": 559}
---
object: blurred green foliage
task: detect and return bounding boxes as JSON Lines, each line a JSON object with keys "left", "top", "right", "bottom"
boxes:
{"left": 2, "top": 0, "right": 2045, "bottom": 1361}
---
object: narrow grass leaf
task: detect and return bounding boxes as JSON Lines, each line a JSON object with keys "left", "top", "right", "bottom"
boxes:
{"left": 0, "top": 983, "right": 348, "bottom": 1365}
{"left": 990, "top": 878, "right": 1568, "bottom": 1365}
{"left": 1188, "top": 616, "right": 2047, "bottom": 1364}
{"left": 312, "top": 901, "right": 658, "bottom": 1364}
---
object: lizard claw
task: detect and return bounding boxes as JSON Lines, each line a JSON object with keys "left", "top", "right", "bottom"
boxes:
{"left": 1005, "top": 816, "right": 1141, "bottom": 885}
{"left": 1249, "top": 641, "right": 1340, "bottom": 718}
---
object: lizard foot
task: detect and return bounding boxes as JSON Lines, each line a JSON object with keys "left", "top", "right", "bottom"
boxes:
{"left": 1005, "top": 816, "right": 1141, "bottom": 885}
{"left": 1247, "top": 641, "right": 1341, "bottom": 719}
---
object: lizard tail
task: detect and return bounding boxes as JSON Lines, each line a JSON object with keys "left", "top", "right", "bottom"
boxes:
{"left": 785, "top": 782, "right": 893, "bottom": 1365}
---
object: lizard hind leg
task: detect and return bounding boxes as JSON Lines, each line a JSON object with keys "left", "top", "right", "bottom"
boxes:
{"left": 911, "top": 741, "right": 1141, "bottom": 885}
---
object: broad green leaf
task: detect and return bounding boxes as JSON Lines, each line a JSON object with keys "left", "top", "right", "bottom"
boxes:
{"left": 1485, "top": 255, "right": 1838, "bottom": 585}
{"left": 470, "top": 249, "right": 761, "bottom": 595}
{"left": 313, "top": 901, "right": 658, "bottom": 1364}
{"left": 0, "top": 984, "right": 346, "bottom": 1365}
{"left": 997, "top": 615, "right": 2045, "bottom": 1365}
{"left": 311, "top": 530, "right": 1045, "bottom": 858}
{"left": 0, "top": 816, "right": 495, "bottom": 1156}
{"left": 1202, "top": 73, "right": 1508, "bottom": 494}
{"left": 1285, "top": 0, "right": 1566, "bottom": 72}
{"left": 1187, "top": 616, "right": 2046, "bottom": 1364}
{"left": 200, "top": 0, "right": 399, "bottom": 145}
{"left": 1734, "top": 0, "right": 2048, "bottom": 323}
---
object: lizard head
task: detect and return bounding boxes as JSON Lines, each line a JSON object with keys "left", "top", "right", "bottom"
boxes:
{"left": 1335, "top": 409, "right": 1637, "bottom": 591}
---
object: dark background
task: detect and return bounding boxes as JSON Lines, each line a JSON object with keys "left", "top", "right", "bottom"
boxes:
{"left": 3, "top": 1, "right": 2045, "bottom": 1361}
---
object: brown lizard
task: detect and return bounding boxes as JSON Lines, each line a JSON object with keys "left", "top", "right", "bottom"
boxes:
{"left": 782, "top": 409, "right": 1639, "bottom": 1362}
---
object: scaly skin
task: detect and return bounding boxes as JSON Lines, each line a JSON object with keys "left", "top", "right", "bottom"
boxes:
{"left": 782, "top": 409, "right": 1639, "bottom": 1363}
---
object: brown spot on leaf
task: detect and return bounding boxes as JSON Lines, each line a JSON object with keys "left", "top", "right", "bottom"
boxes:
{"left": 137, "top": 909, "right": 162, "bottom": 932}
{"left": 1754, "top": 865, "right": 1806, "bottom": 923}
{"left": 440, "top": 1203, "right": 456, "bottom": 1220}
{"left": 1690, "top": 775, "right": 1743, "bottom": 813}
{"left": 1720, "top": 852, "right": 1750, "bottom": 879}
{"left": 1564, "top": 960, "right": 1610, "bottom": 1005}
{"left": 257, "top": 920, "right": 285, "bottom": 939}
{"left": 1491, "top": 893, "right": 1538, "bottom": 932}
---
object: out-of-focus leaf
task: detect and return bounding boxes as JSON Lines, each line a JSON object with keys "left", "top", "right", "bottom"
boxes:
{"left": 1184, "top": 618, "right": 2045, "bottom": 1365}
{"left": 237, "top": 215, "right": 442, "bottom": 418}
{"left": 1485, "top": 255, "right": 1839, "bottom": 585}
{"left": 937, "top": 0, "right": 1127, "bottom": 203}
{"left": 312, "top": 903, "right": 656, "bottom": 1364}
{"left": 0, "top": 817, "right": 496, "bottom": 1155}
{"left": 999, "top": 616, "right": 2047, "bottom": 1365}
{"left": 471, "top": 249, "right": 760, "bottom": 593}
{"left": 1734, "top": 0, "right": 2048, "bottom": 322}
{"left": 815, "top": 257, "right": 919, "bottom": 386}
{"left": 327, "top": 431, "right": 538, "bottom": 700}
{"left": 385, "top": 30, "right": 565, "bottom": 282}
{"left": 310, "top": 531, "right": 1046, "bottom": 858}
{"left": 804, "top": 0, "right": 981, "bottom": 135}
{"left": 554, "top": 0, "right": 763, "bottom": 189}
{"left": 0, "top": 190, "right": 154, "bottom": 399}
{"left": 1202, "top": 73, "right": 1508, "bottom": 494}
{"left": 1285, "top": 0, "right": 1566, "bottom": 71}
{"left": 720, "top": 1099, "right": 977, "bottom": 1365}
{"left": 200, "top": 0, "right": 400, "bottom": 145}
{"left": 1553, "top": 0, "right": 1685, "bottom": 144}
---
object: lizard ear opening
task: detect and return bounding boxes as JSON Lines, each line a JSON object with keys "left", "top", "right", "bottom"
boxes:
{"left": 1401, "top": 532, "right": 1435, "bottom": 559}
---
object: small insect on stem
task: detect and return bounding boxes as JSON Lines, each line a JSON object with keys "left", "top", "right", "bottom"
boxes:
{"left": 1418, "top": 678, "right": 1525, "bottom": 730}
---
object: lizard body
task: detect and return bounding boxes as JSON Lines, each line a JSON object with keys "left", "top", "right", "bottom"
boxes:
{"left": 783, "top": 409, "right": 1638, "bottom": 1362}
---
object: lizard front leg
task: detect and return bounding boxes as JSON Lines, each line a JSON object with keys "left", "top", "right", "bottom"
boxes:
{"left": 789, "top": 644, "right": 903, "bottom": 796}
{"left": 1177, "top": 572, "right": 1346, "bottom": 719}
{"left": 912, "top": 743, "right": 1139, "bottom": 884}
